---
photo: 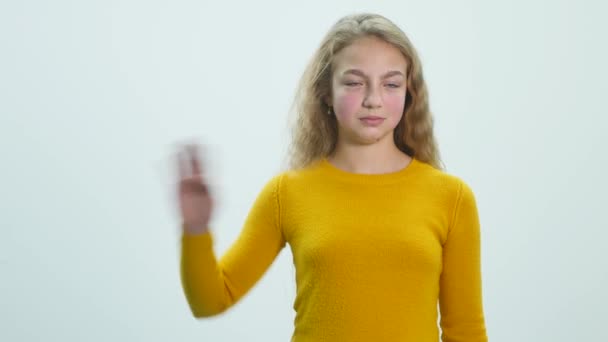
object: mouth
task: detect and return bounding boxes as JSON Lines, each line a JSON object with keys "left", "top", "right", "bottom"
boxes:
{"left": 360, "top": 116, "right": 385, "bottom": 125}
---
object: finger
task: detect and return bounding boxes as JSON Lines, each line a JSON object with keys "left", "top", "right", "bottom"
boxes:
{"left": 194, "top": 181, "right": 209, "bottom": 194}
{"left": 187, "top": 144, "right": 203, "bottom": 176}
{"left": 176, "top": 149, "right": 190, "bottom": 179}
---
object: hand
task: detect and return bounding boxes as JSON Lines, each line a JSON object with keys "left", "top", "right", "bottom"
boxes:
{"left": 176, "top": 143, "right": 213, "bottom": 235}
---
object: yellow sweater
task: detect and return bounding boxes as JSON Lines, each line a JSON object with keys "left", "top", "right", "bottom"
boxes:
{"left": 181, "top": 158, "right": 488, "bottom": 341}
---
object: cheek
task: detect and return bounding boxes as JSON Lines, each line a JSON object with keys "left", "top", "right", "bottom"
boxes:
{"left": 384, "top": 93, "right": 407, "bottom": 118}
{"left": 333, "top": 91, "right": 362, "bottom": 119}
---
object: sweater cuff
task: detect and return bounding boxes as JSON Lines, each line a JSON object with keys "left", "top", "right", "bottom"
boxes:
{"left": 182, "top": 230, "right": 213, "bottom": 249}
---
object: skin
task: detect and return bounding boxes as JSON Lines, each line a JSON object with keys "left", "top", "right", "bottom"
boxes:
{"left": 327, "top": 35, "right": 412, "bottom": 174}
{"left": 177, "top": 144, "right": 212, "bottom": 235}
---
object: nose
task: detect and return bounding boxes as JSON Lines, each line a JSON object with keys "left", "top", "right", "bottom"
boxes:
{"left": 362, "top": 84, "right": 382, "bottom": 109}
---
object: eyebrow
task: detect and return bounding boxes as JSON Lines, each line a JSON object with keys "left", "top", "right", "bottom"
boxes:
{"left": 341, "top": 69, "right": 404, "bottom": 79}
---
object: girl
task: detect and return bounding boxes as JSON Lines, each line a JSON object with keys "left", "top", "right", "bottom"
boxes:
{"left": 177, "top": 13, "right": 488, "bottom": 342}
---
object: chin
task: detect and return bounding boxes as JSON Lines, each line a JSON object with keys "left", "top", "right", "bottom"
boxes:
{"left": 357, "top": 133, "right": 389, "bottom": 144}
{"left": 343, "top": 128, "right": 392, "bottom": 145}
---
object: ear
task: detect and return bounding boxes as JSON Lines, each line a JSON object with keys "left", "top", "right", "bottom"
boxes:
{"left": 324, "top": 95, "right": 333, "bottom": 108}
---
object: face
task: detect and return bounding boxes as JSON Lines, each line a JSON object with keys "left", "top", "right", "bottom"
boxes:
{"left": 328, "top": 36, "right": 408, "bottom": 146}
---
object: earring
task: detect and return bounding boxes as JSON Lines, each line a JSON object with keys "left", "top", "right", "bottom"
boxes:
{"left": 327, "top": 106, "right": 333, "bottom": 115}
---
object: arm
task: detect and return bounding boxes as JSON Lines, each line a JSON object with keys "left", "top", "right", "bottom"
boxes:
{"left": 180, "top": 175, "right": 286, "bottom": 317}
{"left": 439, "top": 181, "right": 488, "bottom": 342}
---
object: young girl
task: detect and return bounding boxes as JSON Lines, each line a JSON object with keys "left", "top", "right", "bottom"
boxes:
{"left": 177, "top": 13, "right": 488, "bottom": 342}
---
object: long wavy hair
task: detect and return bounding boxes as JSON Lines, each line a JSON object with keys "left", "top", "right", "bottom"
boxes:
{"left": 287, "top": 13, "right": 443, "bottom": 170}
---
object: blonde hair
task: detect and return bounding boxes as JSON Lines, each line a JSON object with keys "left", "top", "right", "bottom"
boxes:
{"left": 287, "top": 13, "right": 444, "bottom": 170}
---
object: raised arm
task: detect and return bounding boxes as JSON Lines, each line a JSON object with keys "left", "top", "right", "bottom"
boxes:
{"left": 176, "top": 144, "right": 286, "bottom": 317}
{"left": 439, "top": 181, "right": 488, "bottom": 342}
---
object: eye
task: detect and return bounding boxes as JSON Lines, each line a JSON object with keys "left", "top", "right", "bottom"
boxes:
{"left": 386, "top": 83, "right": 401, "bottom": 88}
{"left": 345, "top": 81, "right": 362, "bottom": 87}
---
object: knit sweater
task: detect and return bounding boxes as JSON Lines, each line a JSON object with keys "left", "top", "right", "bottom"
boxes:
{"left": 180, "top": 157, "right": 488, "bottom": 341}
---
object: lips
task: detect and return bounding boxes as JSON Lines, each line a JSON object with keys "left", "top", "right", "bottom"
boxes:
{"left": 360, "top": 116, "right": 385, "bottom": 125}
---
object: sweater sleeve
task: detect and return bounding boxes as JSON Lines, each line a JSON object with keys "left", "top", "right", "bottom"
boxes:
{"left": 180, "top": 175, "right": 286, "bottom": 317}
{"left": 439, "top": 180, "right": 488, "bottom": 342}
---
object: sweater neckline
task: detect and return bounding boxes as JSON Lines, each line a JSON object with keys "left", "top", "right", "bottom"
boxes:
{"left": 317, "top": 156, "right": 420, "bottom": 184}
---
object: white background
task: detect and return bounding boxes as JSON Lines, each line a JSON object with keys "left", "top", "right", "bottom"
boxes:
{"left": 1, "top": 1, "right": 606, "bottom": 341}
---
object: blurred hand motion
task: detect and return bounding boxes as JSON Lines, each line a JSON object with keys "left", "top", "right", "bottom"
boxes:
{"left": 176, "top": 143, "right": 213, "bottom": 235}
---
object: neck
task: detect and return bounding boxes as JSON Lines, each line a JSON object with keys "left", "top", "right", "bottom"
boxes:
{"left": 328, "top": 139, "right": 412, "bottom": 174}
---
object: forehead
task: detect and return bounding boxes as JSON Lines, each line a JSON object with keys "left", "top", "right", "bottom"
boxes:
{"left": 332, "top": 36, "right": 408, "bottom": 74}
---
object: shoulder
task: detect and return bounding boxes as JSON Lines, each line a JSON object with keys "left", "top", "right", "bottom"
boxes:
{"left": 257, "top": 163, "right": 317, "bottom": 192}
{"left": 413, "top": 160, "right": 477, "bottom": 206}
{"left": 273, "top": 159, "right": 326, "bottom": 186}
{"left": 254, "top": 160, "right": 330, "bottom": 204}
{"left": 416, "top": 160, "right": 470, "bottom": 190}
